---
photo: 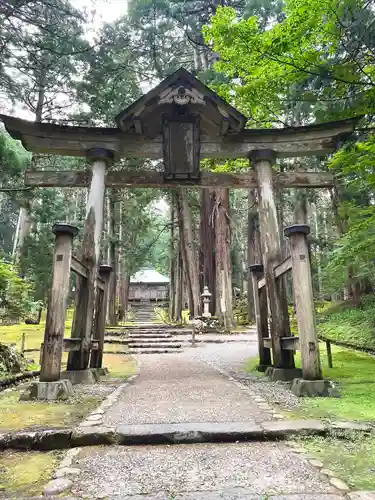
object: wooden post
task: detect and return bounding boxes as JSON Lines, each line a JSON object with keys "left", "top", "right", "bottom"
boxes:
{"left": 249, "top": 151, "right": 294, "bottom": 368}
{"left": 21, "top": 332, "right": 26, "bottom": 354}
{"left": 249, "top": 264, "right": 272, "bottom": 370}
{"left": 326, "top": 340, "right": 333, "bottom": 368}
{"left": 90, "top": 265, "right": 112, "bottom": 369}
{"left": 284, "top": 224, "right": 322, "bottom": 380}
{"left": 191, "top": 324, "right": 196, "bottom": 347}
{"left": 86, "top": 149, "right": 112, "bottom": 261}
{"left": 68, "top": 148, "right": 113, "bottom": 371}
{"left": 40, "top": 223, "right": 78, "bottom": 382}
{"left": 39, "top": 343, "right": 44, "bottom": 365}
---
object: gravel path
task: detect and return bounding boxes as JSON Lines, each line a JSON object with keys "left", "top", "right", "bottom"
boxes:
{"left": 103, "top": 340, "right": 274, "bottom": 426}
{"left": 195, "top": 340, "right": 301, "bottom": 411}
{"left": 70, "top": 443, "right": 342, "bottom": 499}
{"left": 49, "top": 340, "right": 347, "bottom": 499}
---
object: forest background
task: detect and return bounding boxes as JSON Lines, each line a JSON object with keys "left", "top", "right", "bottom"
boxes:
{"left": 0, "top": 0, "right": 374, "bottom": 334}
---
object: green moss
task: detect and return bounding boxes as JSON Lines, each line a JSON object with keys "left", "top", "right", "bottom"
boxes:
{"left": 317, "top": 296, "right": 375, "bottom": 350}
{"left": 103, "top": 353, "right": 137, "bottom": 378}
{"left": 0, "top": 390, "right": 101, "bottom": 432}
{"left": 0, "top": 353, "right": 136, "bottom": 432}
{"left": 301, "top": 435, "right": 375, "bottom": 490}
{"left": 0, "top": 450, "right": 62, "bottom": 496}
{"left": 246, "top": 345, "right": 375, "bottom": 421}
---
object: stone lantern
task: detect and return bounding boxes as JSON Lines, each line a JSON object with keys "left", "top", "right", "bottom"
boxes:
{"left": 201, "top": 286, "right": 212, "bottom": 318}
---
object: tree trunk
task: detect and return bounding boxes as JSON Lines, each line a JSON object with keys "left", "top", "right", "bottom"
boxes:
{"left": 169, "top": 198, "right": 176, "bottom": 320}
{"left": 107, "top": 192, "right": 117, "bottom": 325}
{"left": 252, "top": 153, "right": 294, "bottom": 368}
{"left": 330, "top": 184, "right": 360, "bottom": 304}
{"left": 200, "top": 188, "right": 216, "bottom": 314}
{"left": 12, "top": 205, "right": 33, "bottom": 265}
{"left": 119, "top": 273, "right": 130, "bottom": 321}
{"left": 215, "top": 188, "right": 233, "bottom": 331}
{"left": 247, "top": 189, "right": 260, "bottom": 323}
{"left": 174, "top": 247, "right": 183, "bottom": 322}
{"left": 176, "top": 189, "right": 201, "bottom": 318}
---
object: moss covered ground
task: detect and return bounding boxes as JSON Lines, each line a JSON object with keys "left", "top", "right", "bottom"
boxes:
{"left": 316, "top": 296, "right": 375, "bottom": 350}
{"left": 0, "top": 450, "right": 63, "bottom": 497}
{"left": 0, "top": 309, "right": 136, "bottom": 375}
{"left": 0, "top": 309, "right": 136, "bottom": 432}
{"left": 301, "top": 434, "right": 375, "bottom": 490}
{"left": 0, "top": 353, "right": 136, "bottom": 432}
{"left": 247, "top": 298, "right": 375, "bottom": 490}
{"left": 247, "top": 344, "right": 375, "bottom": 421}
{"left": 0, "top": 390, "right": 101, "bottom": 432}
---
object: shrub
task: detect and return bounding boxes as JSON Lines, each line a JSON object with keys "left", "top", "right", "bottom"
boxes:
{"left": 0, "top": 260, "right": 33, "bottom": 323}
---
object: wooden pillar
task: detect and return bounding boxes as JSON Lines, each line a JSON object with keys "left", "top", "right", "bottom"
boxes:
{"left": 249, "top": 151, "right": 294, "bottom": 368}
{"left": 68, "top": 148, "right": 113, "bottom": 371}
{"left": 90, "top": 264, "right": 112, "bottom": 369}
{"left": 247, "top": 189, "right": 260, "bottom": 323}
{"left": 249, "top": 264, "right": 272, "bottom": 370}
{"left": 40, "top": 223, "right": 78, "bottom": 382}
{"left": 86, "top": 149, "right": 111, "bottom": 261}
{"left": 285, "top": 224, "right": 322, "bottom": 380}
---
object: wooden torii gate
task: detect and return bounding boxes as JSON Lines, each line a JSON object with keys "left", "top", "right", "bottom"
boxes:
{"left": 1, "top": 68, "right": 358, "bottom": 399}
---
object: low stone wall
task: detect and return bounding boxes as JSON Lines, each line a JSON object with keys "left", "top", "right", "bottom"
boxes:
{"left": 0, "top": 370, "right": 40, "bottom": 391}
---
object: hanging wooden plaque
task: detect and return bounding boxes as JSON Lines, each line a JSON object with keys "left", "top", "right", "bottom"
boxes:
{"left": 162, "top": 113, "right": 200, "bottom": 181}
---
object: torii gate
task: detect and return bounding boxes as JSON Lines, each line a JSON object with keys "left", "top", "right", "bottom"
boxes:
{"left": 1, "top": 68, "right": 358, "bottom": 399}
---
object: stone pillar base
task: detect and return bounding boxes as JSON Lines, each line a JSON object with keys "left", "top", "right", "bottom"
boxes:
{"left": 256, "top": 364, "right": 272, "bottom": 373}
{"left": 19, "top": 380, "right": 73, "bottom": 401}
{"left": 94, "top": 367, "right": 109, "bottom": 377}
{"left": 291, "top": 378, "right": 341, "bottom": 397}
{"left": 60, "top": 369, "right": 97, "bottom": 385}
{"left": 266, "top": 367, "right": 303, "bottom": 382}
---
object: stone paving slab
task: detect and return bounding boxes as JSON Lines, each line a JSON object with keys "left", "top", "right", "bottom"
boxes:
{"left": 115, "top": 421, "right": 263, "bottom": 444}
{"left": 348, "top": 494, "right": 375, "bottom": 499}
{"left": 0, "top": 495, "right": 346, "bottom": 500}
{"left": 92, "top": 493, "right": 345, "bottom": 500}
{"left": 70, "top": 443, "right": 340, "bottom": 498}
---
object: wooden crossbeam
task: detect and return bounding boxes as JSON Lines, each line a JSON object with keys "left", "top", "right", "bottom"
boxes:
{"left": 63, "top": 338, "right": 99, "bottom": 352}
{"left": 258, "top": 256, "right": 292, "bottom": 289}
{"left": 263, "top": 336, "right": 299, "bottom": 351}
{"left": 71, "top": 256, "right": 105, "bottom": 291}
{"left": 71, "top": 256, "right": 88, "bottom": 279}
{"left": 25, "top": 170, "right": 335, "bottom": 189}
{"left": 97, "top": 278, "right": 105, "bottom": 291}
{"left": 1, "top": 114, "right": 359, "bottom": 159}
{"left": 274, "top": 256, "right": 292, "bottom": 279}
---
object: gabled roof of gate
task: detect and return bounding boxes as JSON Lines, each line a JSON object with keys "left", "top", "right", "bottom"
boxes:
{"left": 114, "top": 67, "right": 247, "bottom": 137}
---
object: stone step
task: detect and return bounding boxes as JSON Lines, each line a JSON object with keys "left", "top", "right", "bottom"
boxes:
{"left": 128, "top": 348, "right": 183, "bottom": 354}
{"left": 128, "top": 343, "right": 182, "bottom": 349}
{"left": 107, "top": 324, "right": 186, "bottom": 330}
{"left": 105, "top": 337, "right": 178, "bottom": 344}
{"left": 128, "top": 334, "right": 173, "bottom": 339}
{"left": 105, "top": 329, "right": 190, "bottom": 336}
{"left": 112, "top": 334, "right": 173, "bottom": 339}
{"left": 130, "top": 339, "right": 180, "bottom": 344}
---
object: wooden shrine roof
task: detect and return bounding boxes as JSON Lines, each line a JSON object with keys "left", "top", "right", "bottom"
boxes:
{"left": 115, "top": 67, "right": 247, "bottom": 136}
{"left": 0, "top": 113, "right": 360, "bottom": 159}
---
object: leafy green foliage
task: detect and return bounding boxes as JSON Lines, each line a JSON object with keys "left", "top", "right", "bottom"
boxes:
{"left": 0, "top": 261, "right": 33, "bottom": 323}
{"left": 205, "top": 1, "right": 374, "bottom": 124}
